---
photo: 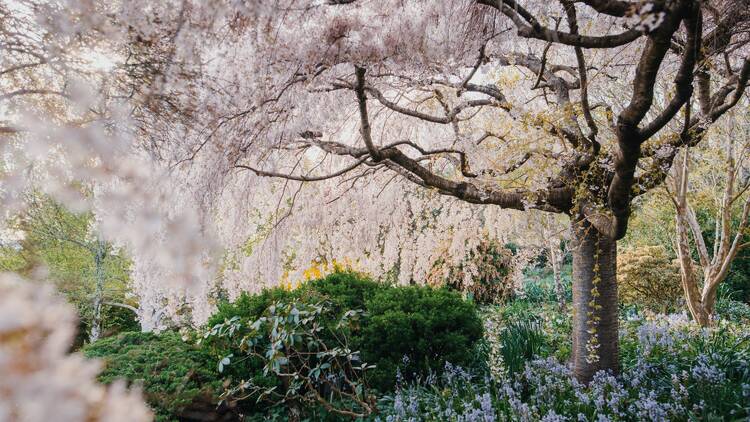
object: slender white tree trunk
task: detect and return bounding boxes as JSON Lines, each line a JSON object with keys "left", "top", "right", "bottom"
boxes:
{"left": 672, "top": 144, "right": 750, "bottom": 326}
{"left": 89, "top": 239, "right": 106, "bottom": 342}
{"left": 548, "top": 241, "right": 567, "bottom": 312}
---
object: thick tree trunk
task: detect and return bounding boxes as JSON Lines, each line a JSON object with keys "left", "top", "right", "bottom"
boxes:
{"left": 570, "top": 218, "right": 619, "bottom": 383}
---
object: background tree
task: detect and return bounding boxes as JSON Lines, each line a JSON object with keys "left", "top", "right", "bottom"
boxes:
{"left": 512, "top": 212, "right": 571, "bottom": 311}
{"left": 669, "top": 113, "right": 750, "bottom": 325}
{"left": 11, "top": 194, "right": 138, "bottom": 343}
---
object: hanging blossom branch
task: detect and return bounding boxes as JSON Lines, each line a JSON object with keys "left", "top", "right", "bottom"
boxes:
{"left": 207, "top": 0, "right": 750, "bottom": 241}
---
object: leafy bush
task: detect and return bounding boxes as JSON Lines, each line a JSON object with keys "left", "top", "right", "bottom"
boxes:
{"left": 617, "top": 245, "right": 683, "bottom": 312}
{"left": 207, "top": 287, "right": 297, "bottom": 328}
{"left": 83, "top": 331, "right": 227, "bottom": 422}
{"left": 203, "top": 287, "right": 299, "bottom": 411}
{"left": 360, "top": 286, "right": 484, "bottom": 391}
{"left": 207, "top": 272, "right": 378, "bottom": 329}
{"left": 206, "top": 272, "right": 484, "bottom": 396}
{"left": 426, "top": 239, "right": 516, "bottom": 304}
{"left": 204, "top": 271, "right": 378, "bottom": 390}
{"left": 206, "top": 299, "right": 376, "bottom": 419}
{"left": 302, "top": 271, "right": 380, "bottom": 314}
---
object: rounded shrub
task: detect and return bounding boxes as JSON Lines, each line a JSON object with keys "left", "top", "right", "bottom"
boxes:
{"left": 205, "top": 299, "right": 375, "bottom": 420}
{"left": 359, "top": 286, "right": 484, "bottom": 391}
{"left": 201, "top": 271, "right": 380, "bottom": 414}
{"left": 207, "top": 287, "right": 297, "bottom": 328}
{"left": 300, "top": 270, "right": 380, "bottom": 314}
{"left": 206, "top": 271, "right": 378, "bottom": 328}
{"left": 205, "top": 272, "right": 484, "bottom": 396}
{"left": 617, "top": 245, "right": 683, "bottom": 312}
{"left": 82, "top": 331, "right": 228, "bottom": 422}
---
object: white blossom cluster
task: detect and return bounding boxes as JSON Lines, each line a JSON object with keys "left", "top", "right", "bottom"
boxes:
{"left": 0, "top": 274, "right": 151, "bottom": 421}
{"left": 626, "top": 3, "right": 666, "bottom": 33}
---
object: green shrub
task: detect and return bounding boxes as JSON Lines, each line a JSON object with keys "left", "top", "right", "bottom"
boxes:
{"left": 205, "top": 299, "right": 376, "bottom": 419}
{"left": 207, "top": 286, "right": 297, "bottom": 328}
{"left": 202, "top": 287, "right": 295, "bottom": 408}
{"left": 206, "top": 272, "right": 484, "bottom": 396}
{"left": 83, "top": 331, "right": 226, "bottom": 422}
{"left": 207, "top": 271, "right": 378, "bottom": 328}
{"left": 203, "top": 271, "right": 378, "bottom": 388}
{"left": 716, "top": 298, "right": 750, "bottom": 322}
{"left": 300, "top": 271, "right": 380, "bottom": 314}
{"left": 359, "top": 286, "right": 484, "bottom": 391}
{"left": 617, "top": 245, "right": 683, "bottom": 312}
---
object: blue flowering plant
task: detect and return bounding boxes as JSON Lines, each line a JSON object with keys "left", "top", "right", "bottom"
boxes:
{"left": 374, "top": 310, "right": 750, "bottom": 421}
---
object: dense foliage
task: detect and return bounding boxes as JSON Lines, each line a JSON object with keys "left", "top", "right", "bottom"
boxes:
{"left": 83, "top": 332, "right": 226, "bottom": 422}
{"left": 205, "top": 272, "right": 484, "bottom": 396}
{"left": 360, "top": 286, "right": 484, "bottom": 391}
{"left": 68, "top": 259, "right": 750, "bottom": 421}
{"left": 617, "top": 245, "right": 683, "bottom": 312}
{"left": 3, "top": 0, "right": 750, "bottom": 419}
{"left": 206, "top": 299, "right": 375, "bottom": 419}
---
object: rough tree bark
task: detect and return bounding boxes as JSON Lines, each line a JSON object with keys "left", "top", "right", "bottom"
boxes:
{"left": 570, "top": 218, "right": 619, "bottom": 382}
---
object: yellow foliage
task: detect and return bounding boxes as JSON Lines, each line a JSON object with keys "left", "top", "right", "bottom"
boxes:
{"left": 280, "top": 258, "right": 357, "bottom": 291}
{"left": 617, "top": 245, "right": 683, "bottom": 312}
